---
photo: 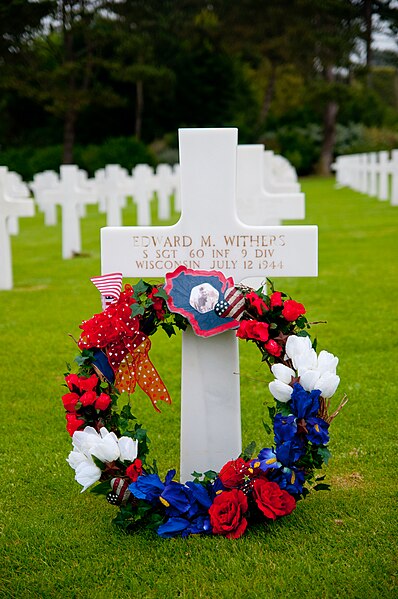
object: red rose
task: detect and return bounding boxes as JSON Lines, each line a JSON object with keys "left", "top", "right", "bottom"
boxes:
{"left": 65, "top": 373, "right": 80, "bottom": 392}
{"left": 282, "top": 299, "right": 306, "bottom": 322}
{"left": 79, "top": 390, "right": 97, "bottom": 407}
{"left": 62, "top": 392, "right": 80, "bottom": 412}
{"left": 236, "top": 320, "right": 269, "bottom": 342}
{"left": 65, "top": 413, "right": 85, "bottom": 436}
{"left": 264, "top": 339, "right": 282, "bottom": 357}
{"left": 126, "top": 459, "right": 143, "bottom": 482}
{"left": 209, "top": 489, "right": 249, "bottom": 539}
{"left": 270, "top": 291, "right": 283, "bottom": 308}
{"left": 95, "top": 393, "right": 112, "bottom": 411}
{"left": 78, "top": 374, "right": 99, "bottom": 393}
{"left": 246, "top": 292, "right": 268, "bottom": 316}
{"left": 219, "top": 458, "right": 249, "bottom": 488}
{"left": 252, "top": 479, "right": 296, "bottom": 520}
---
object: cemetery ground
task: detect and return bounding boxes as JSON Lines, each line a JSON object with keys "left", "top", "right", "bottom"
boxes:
{"left": 0, "top": 177, "right": 397, "bottom": 599}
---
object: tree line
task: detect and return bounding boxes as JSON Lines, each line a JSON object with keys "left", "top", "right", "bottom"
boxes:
{"left": 1, "top": 0, "right": 397, "bottom": 175}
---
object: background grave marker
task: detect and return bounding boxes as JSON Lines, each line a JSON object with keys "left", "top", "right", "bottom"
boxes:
{"left": 0, "top": 166, "right": 35, "bottom": 290}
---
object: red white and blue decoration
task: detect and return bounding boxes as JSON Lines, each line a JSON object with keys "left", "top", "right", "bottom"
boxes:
{"left": 164, "top": 266, "right": 244, "bottom": 337}
{"left": 61, "top": 269, "right": 347, "bottom": 539}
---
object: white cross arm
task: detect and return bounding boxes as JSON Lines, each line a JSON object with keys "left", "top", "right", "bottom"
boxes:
{"left": 101, "top": 224, "right": 317, "bottom": 283}
{"left": 2, "top": 194, "right": 35, "bottom": 218}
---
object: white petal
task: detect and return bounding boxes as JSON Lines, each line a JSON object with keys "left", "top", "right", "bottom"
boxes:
{"left": 67, "top": 450, "right": 88, "bottom": 470}
{"left": 285, "top": 335, "right": 312, "bottom": 362}
{"left": 72, "top": 427, "right": 101, "bottom": 455}
{"left": 317, "top": 350, "right": 339, "bottom": 375}
{"left": 295, "top": 349, "right": 318, "bottom": 374}
{"left": 75, "top": 460, "right": 101, "bottom": 492}
{"left": 316, "top": 372, "right": 340, "bottom": 399}
{"left": 119, "top": 437, "right": 138, "bottom": 462}
{"left": 271, "top": 363, "right": 295, "bottom": 384}
{"left": 269, "top": 380, "right": 293, "bottom": 403}
{"left": 90, "top": 434, "right": 120, "bottom": 463}
{"left": 299, "top": 369, "right": 320, "bottom": 391}
{"left": 99, "top": 426, "right": 111, "bottom": 438}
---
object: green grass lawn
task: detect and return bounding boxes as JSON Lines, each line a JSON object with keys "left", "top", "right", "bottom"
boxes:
{"left": 0, "top": 180, "right": 397, "bottom": 598}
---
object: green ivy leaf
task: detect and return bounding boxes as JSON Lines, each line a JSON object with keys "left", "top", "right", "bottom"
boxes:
{"left": 131, "top": 303, "right": 145, "bottom": 317}
{"left": 90, "top": 480, "right": 111, "bottom": 495}
{"left": 296, "top": 329, "right": 310, "bottom": 337}
{"left": 154, "top": 287, "right": 168, "bottom": 301}
{"left": 92, "top": 456, "right": 106, "bottom": 471}
{"left": 241, "top": 441, "right": 256, "bottom": 461}
{"left": 313, "top": 483, "right": 331, "bottom": 492}
{"left": 133, "top": 279, "right": 149, "bottom": 298}
{"left": 262, "top": 420, "right": 272, "bottom": 435}
{"left": 203, "top": 470, "right": 217, "bottom": 481}
{"left": 275, "top": 401, "right": 292, "bottom": 416}
{"left": 317, "top": 446, "right": 332, "bottom": 465}
{"left": 160, "top": 322, "right": 176, "bottom": 337}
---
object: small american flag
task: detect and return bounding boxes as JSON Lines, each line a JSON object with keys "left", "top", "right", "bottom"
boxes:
{"left": 91, "top": 272, "right": 123, "bottom": 310}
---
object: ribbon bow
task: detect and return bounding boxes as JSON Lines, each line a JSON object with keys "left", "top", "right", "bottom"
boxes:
{"left": 78, "top": 284, "right": 171, "bottom": 411}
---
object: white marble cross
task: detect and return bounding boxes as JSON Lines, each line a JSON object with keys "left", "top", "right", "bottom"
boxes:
{"left": 237, "top": 144, "right": 304, "bottom": 227}
{"left": 41, "top": 165, "right": 97, "bottom": 259}
{"left": 0, "top": 166, "right": 35, "bottom": 290}
{"left": 263, "top": 150, "right": 300, "bottom": 194}
{"left": 155, "top": 164, "right": 174, "bottom": 221}
{"left": 30, "top": 170, "right": 59, "bottom": 226}
{"left": 237, "top": 144, "right": 306, "bottom": 290}
{"left": 132, "top": 164, "right": 155, "bottom": 226}
{"left": 101, "top": 128, "right": 318, "bottom": 482}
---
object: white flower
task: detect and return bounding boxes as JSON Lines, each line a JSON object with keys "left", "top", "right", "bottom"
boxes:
{"left": 74, "top": 460, "right": 102, "bottom": 493}
{"left": 316, "top": 372, "right": 340, "bottom": 398}
{"left": 67, "top": 426, "right": 140, "bottom": 492}
{"left": 285, "top": 335, "right": 317, "bottom": 372}
{"left": 72, "top": 426, "right": 102, "bottom": 458}
{"left": 271, "top": 363, "right": 295, "bottom": 384}
{"left": 285, "top": 335, "right": 312, "bottom": 362}
{"left": 317, "top": 350, "right": 338, "bottom": 375}
{"left": 269, "top": 335, "right": 341, "bottom": 402}
{"left": 67, "top": 448, "right": 89, "bottom": 470}
{"left": 299, "top": 369, "right": 321, "bottom": 392}
{"left": 90, "top": 428, "right": 120, "bottom": 463}
{"left": 118, "top": 436, "right": 138, "bottom": 462}
{"left": 269, "top": 380, "right": 293, "bottom": 403}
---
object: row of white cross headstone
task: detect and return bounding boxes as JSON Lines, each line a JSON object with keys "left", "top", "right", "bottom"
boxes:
{"left": 0, "top": 127, "right": 315, "bottom": 483}
{"left": 0, "top": 145, "right": 302, "bottom": 290}
{"left": 332, "top": 150, "right": 398, "bottom": 205}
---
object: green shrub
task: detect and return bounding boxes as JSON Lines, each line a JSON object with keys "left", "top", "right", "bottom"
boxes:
{"left": 0, "top": 136, "right": 156, "bottom": 180}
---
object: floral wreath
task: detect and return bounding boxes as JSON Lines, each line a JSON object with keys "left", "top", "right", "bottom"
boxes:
{"left": 62, "top": 267, "right": 347, "bottom": 539}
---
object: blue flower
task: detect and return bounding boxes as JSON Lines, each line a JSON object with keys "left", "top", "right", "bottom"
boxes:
{"left": 290, "top": 383, "right": 321, "bottom": 419}
{"left": 250, "top": 447, "right": 282, "bottom": 472}
{"left": 161, "top": 480, "right": 192, "bottom": 516}
{"left": 306, "top": 417, "right": 330, "bottom": 445}
{"left": 157, "top": 517, "right": 190, "bottom": 538}
{"left": 269, "top": 466, "right": 306, "bottom": 496}
{"left": 157, "top": 514, "right": 212, "bottom": 538}
{"left": 129, "top": 469, "right": 177, "bottom": 505}
{"left": 185, "top": 481, "right": 212, "bottom": 511}
{"left": 129, "top": 473, "right": 165, "bottom": 503}
{"left": 273, "top": 414, "right": 298, "bottom": 443}
{"left": 207, "top": 476, "right": 226, "bottom": 500}
{"left": 275, "top": 437, "right": 306, "bottom": 467}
